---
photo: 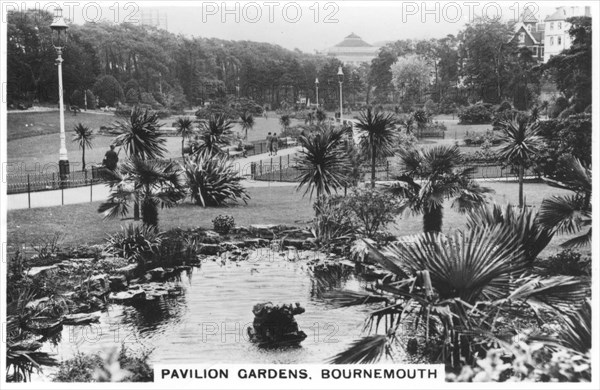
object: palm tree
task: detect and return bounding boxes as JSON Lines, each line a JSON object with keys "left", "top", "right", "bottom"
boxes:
{"left": 389, "top": 146, "right": 492, "bottom": 233}
{"left": 326, "top": 221, "right": 589, "bottom": 366}
{"left": 175, "top": 117, "right": 194, "bottom": 158}
{"left": 192, "top": 113, "right": 234, "bottom": 156}
{"left": 98, "top": 158, "right": 185, "bottom": 228}
{"left": 239, "top": 111, "right": 254, "bottom": 141}
{"left": 538, "top": 157, "right": 592, "bottom": 248}
{"left": 355, "top": 108, "right": 397, "bottom": 188}
{"left": 71, "top": 123, "right": 93, "bottom": 171}
{"left": 497, "top": 114, "right": 544, "bottom": 208}
{"left": 295, "top": 125, "right": 352, "bottom": 200}
{"left": 113, "top": 107, "right": 167, "bottom": 160}
{"left": 112, "top": 107, "right": 167, "bottom": 221}
{"left": 315, "top": 109, "right": 327, "bottom": 124}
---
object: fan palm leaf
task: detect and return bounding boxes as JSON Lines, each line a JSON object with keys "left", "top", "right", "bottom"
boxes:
{"left": 328, "top": 335, "right": 394, "bottom": 364}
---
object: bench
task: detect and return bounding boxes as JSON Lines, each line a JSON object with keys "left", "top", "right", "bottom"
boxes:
{"left": 281, "top": 137, "right": 298, "bottom": 146}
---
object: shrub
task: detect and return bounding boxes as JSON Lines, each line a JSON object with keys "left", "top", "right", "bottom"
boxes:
{"left": 212, "top": 215, "right": 235, "bottom": 234}
{"left": 105, "top": 224, "right": 163, "bottom": 265}
{"left": 558, "top": 107, "right": 576, "bottom": 119}
{"left": 497, "top": 100, "right": 512, "bottom": 112}
{"left": 93, "top": 75, "right": 124, "bottom": 107}
{"left": 458, "top": 104, "right": 493, "bottom": 124}
{"left": 423, "top": 99, "right": 437, "bottom": 115}
{"left": 341, "top": 187, "right": 404, "bottom": 239}
{"left": 53, "top": 347, "right": 153, "bottom": 382}
{"left": 312, "top": 196, "right": 356, "bottom": 246}
{"left": 539, "top": 249, "right": 591, "bottom": 276}
{"left": 183, "top": 152, "right": 250, "bottom": 207}
{"left": 549, "top": 96, "right": 568, "bottom": 118}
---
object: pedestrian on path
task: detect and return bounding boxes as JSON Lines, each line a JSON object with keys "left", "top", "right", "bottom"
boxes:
{"left": 272, "top": 133, "right": 279, "bottom": 155}
{"left": 103, "top": 145, "right": 119, "bottom": 170}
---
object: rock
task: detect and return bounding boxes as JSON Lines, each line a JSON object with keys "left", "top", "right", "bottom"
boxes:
{"left": 82, "top": 274, "right": 110, "bottom": 297}
{"left": 26, "top": 265, "right": 59, "bottom": 278}
{"left": 221, "top": 241, "right": 247, "bottom": 250}
{"left": 25, "top": 317, "right": 63, "bottom": 335}
{"left": 109, "top": 288, "right": 145, "bottom": 302}
{"left": 147, "top": 267, "right": 165, "bottom": 281}
{"left": 109, "top": 275, "right": 128, "bottom": 291}
{"left": 243, "top": 238, "right": 269, "bottom": 247}
{"left": 114, "top": 263, "right": 138, "bottom": 279}
{"left": 204, "top": 230, "right": 221, "bottom": 239}
{"left": 249, "top": 224, "right": 278, "bottom": 238}
{"left": 198, "top": 243, "right": 221, "bottom": 255}
{"left": 247, "top": 302, "right": 307, "bottom": 348}
{"left": 282, "top": 238, "right": 305, "bottom": 249}
{"left": 63, "top": 311, "right": 101, "bottom": 325}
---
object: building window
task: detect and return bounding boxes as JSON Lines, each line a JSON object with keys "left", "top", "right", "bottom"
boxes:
{"left": 558, "top": 36, "right": 562, "bottom": 45}
{"left": 558, "top": 22, "right": 562, "bottom": 30}
{"left": 532, "top": 46, "right": 538, "bottom": 56}
{"left": 550, "top": 37, "right": 554, "bottom": 45}
{"left": 540, "top": 47, "right": 544, "bottom": 57}
{"left": 526, "top": 24, "right": 532, "bottom": 32}
{"left": 519, "top": 32, "right": 525, "bottom": 43}
{"left": 550, "top": 22, "right": 554, "bottom": 30}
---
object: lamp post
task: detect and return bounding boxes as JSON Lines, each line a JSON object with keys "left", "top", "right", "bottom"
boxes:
{"left": 50, "top": 8, "right": 69, "bottom": 181}
{"left": 314, "top": 77, "right": 319, "bottom": 108}
{"left": 337, "top": 66, "right": 344, "bottom": 124}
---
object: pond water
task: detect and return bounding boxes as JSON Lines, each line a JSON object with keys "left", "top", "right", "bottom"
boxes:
{"left": 40, "top": 250, "right": 383, "bottom": 374}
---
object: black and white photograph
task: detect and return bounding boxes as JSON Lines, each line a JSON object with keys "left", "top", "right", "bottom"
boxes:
{"left": 1, "top": 1, "right": 598, "bottom": 388}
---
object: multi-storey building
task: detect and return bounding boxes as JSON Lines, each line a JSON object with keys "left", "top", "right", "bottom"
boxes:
{"left": 543, "top": 6, "right": 591, "bottom": 62}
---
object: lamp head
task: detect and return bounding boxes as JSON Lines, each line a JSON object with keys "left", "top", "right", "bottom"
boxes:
{"left": 337, "top": 66, "right": 344, "bottom": 83}
{"left": 50, "top": 8, "right": 68, "bottom": 48}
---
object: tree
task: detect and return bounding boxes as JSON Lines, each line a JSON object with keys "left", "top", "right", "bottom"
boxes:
{"left": 544, "top": 17, "right": 591, "bottom": 112}
{"left": 113, "top": 107, "right": 167, "bottom": 160}
{"left": 192, "top": 114, "right": 234, "bottom": 156}
{"left": 71, "top": 123, "right": 93, "bottom": 171}
{"left": 93, "top": 75, "right": 124, "bottom": 107}
{"left": 497, "top": 114, "right": 543, "bottom": 208}
{"left": 279, "top": 114, "right": 291, "bottom": 132}
{"left": 112, "top": 107, "right": 167, "bottom": 221}
{"left": 175, "top": 117, "right": 194, "bottom": 158}
{"left": 458, "top": 17, "right": 516, "bottom": 103}
{"left": 98, "top": 158, "right": 185, "bottom": 228}
{"left": 354, "top": 108, "right": 397, "bottom": 188}
{"left": 538, "top": 157, "right": 591, "bottom": 248}
{"left": 239, "top": 111, "right": 255, "bottom": 140}
{"left": 296, "top": 125, "right": 352, "bottom": 200}
{"left": 390, "top": 54, "right": 431, "bottom": 106}
{"left": 389, "top": 146, "right": 491, "bottom": 233}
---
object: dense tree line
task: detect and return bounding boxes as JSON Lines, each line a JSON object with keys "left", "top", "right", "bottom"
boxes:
{"left": 7, "top": 9, "right": 361, "bottom": 111}
{"left": 8, "top": 9, "right": 591, "bottom": 115}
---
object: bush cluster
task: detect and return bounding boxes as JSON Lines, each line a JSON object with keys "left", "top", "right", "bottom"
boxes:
{"left": 458, "top": 103, "right": 493, "bottom": 124}
{"left": 212, "top": 215, "right": 235, "bottom": 234}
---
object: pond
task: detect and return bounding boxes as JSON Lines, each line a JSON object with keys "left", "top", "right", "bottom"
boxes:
{"left": 39, "top": 249, "right": 385, "bottom": 376}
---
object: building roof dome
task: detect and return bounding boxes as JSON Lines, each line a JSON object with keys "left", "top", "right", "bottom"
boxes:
{"left": 334, "top": 33, "right": 373, "bottom": 48}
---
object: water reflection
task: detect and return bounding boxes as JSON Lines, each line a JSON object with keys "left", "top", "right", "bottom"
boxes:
{"left": 41, "top": 250, "right": 376, "bottom": 366}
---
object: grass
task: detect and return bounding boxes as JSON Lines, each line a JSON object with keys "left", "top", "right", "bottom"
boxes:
{"left": 7, "top": 111, "right": 299, "bottom": 171}
{"left": 7, "top": 181, "right": 581, "bottom": 258}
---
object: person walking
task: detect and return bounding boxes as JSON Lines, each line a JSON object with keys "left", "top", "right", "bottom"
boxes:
{"left": 272, "top": 133, "right": 279, "bottom": 155}
{"left": 103, "top": 144, "right": 119, "bottom": 171}
{"left": 266, "top": 132, "right": 273, "bottom": 156}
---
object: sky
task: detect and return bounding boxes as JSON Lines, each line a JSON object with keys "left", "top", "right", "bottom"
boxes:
{"left": 21, "top": 1, "right": 593, "bottom": 52}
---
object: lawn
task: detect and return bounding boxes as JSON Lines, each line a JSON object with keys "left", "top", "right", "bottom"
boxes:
{"left": 7, "top": 181, "right": 580, "bottom": 258}
{"left": 7, "top": 111, "right": 299, "bottom": 170}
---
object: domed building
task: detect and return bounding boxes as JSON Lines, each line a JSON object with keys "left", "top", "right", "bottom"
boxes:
{"left": 326, "top": 33, "right": 380, "bottom": 65}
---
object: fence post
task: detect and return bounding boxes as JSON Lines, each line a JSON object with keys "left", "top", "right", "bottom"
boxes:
{"left": 386, "top": 161, "right": 390, "bottom": 181}
{"left": 52, "top": 172, "right": 56, "bottom": 189}
{"left": 90, "top": 179, "right": 93, "bottom": 202}
{"left": 27, "top": 174, "right": 31, "bottom": 209}
{"left": 260, "top": 160, "right": 263, "bottom": 176}
{"left": 61, "top": 186, "right": 64, "bottom": 205}
{"left": 279, "top": 155, "right": 282, "bottom": 182}
{"left": 270, "top": 157, "right": 273, "bottom": 182}
{"left": 260, "top": 143, "right": 263, "bottom": 154}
